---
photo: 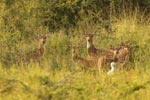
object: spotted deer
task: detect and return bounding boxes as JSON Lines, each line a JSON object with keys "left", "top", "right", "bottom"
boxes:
{"left": 110, "top": 41, "right": 131, "bottom": 67}
{"left": 16, "top": 34, "right": 48, "bottom": 64}
{"left": 71, "top": 45, "right": 113, "bottom": 74}
{"left": 84, "top": 33, "right": 117, "bottom": 62}
{"left": 71, "top": 46, "right": 98, "bottom": 69}
{"left": 84, "top": 33, "right": 131, "bottom": 74}
{"left": 106, "top": 42, "right": 131, "bottom": 74}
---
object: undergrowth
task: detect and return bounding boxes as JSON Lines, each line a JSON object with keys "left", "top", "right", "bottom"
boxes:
{"left": 0, "top": 10, "right": 150, "bottom": 100}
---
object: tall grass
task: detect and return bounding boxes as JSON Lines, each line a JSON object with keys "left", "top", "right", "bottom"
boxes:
{"left": 0, "top": 63, "right": 150, "bottom": 100}
{"left": 0, "top": 9, "right": 150, "bottom": 100}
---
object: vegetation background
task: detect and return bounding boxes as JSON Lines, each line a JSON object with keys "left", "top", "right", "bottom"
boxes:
{"left": 0, "top": 0, "right": 150, "bottom": 100}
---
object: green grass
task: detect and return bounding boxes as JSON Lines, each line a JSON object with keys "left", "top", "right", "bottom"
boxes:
{"left": 0, "top": 64, "right": 150, "bottom": 100}
{"left": 0, "top": 14, "right": 150, "bottom": 100}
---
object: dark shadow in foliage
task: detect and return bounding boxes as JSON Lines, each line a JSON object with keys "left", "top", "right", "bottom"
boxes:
{"left": 0, "top": 78, "right": 32, "bottom": 94}
{"left": 118, "top": 81, "right": 150, "bottom": 99}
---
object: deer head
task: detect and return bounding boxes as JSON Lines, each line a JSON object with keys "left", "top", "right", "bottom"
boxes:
{"left": 37, "top": 36, "right": 46, "bottom": 49}
{"left": 84, "top": 34, "right": 94, "bottom": 42}
{"left": 37, "top": 33, "right": 50, "bottom": 49}
{"left": 83, "top": 33, "right": 95, "bottom": 49}
{"left": 69, "top": 45, "right": 79, "bottom": 56}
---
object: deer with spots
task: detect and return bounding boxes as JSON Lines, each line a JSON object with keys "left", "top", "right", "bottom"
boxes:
{"left": 84, "top": 33, "right": 117, "bottom": 62}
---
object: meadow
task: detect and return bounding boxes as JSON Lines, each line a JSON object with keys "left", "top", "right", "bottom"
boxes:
{"left": 0, "top": 1, "right": 150, "bottom": 99}
{"left": 0, "top": 15, "right": 150, "bottom": 100}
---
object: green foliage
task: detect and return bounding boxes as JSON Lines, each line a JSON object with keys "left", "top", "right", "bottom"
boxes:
{"left": 0, "top": 64, "right": 150, "bottom": 100}
{"left": 0, "top": 0, "right": 149, "bottom": 33}
{"left": 0, "top": 0, "right": 150, "bottom": 99}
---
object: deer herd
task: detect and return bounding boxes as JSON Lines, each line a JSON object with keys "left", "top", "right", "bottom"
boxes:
{"left": 16, "top": 32, "right": 131, "bottom": 75}
{"left": 70, "top": 33, "right": 131, "bottom": 75}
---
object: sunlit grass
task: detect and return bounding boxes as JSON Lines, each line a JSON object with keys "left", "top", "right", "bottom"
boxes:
{"left": 0, "top": 11, "right": 150, "bottom": 99}
{"left": 0, "top": 63, "right": 150, "bottom": 100}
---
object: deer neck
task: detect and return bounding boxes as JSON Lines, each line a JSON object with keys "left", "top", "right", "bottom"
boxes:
{"left": 87, "top": 39, "right": 97, "bottom": 57}
{"left": 87, "top": 40, "right": 95, "bottom": 49}
{"left": 38, "top": 44, "right": 45, "bottom": 55}
{"left": 72, "top": 52, "right": 77, "bottom": 61}
{"left": 38, "top": 43, "right": 45, "bottom": 49}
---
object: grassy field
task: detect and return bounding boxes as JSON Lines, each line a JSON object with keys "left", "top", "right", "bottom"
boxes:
{"left": 0, "top": 15, "right": 150, "bottom": 100}
{"left": 0, "top": 63, "right": 150, "bottom": 100}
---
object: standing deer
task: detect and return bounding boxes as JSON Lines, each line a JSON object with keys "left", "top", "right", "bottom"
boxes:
{"left": 84, "top": 33, "right": 117, "bottom": 62}
{"left": 110, "top": 41, "right": 131, "bottom": 67}
{"left": 84, "top": 33, "right": 131, "bottom": 74}
{"left": 70, "top": 45, "right": 113, "bottom": 74}
{"left": 97, "top": 51, "right": 119, "bottom": 73}
{"left": 16, "top": 34, "right": 48, "bottom": 64}
{"left": 71, "top": 46, "right": 97, "bottom": 69}
{"left": 107, "top": 42, "right": 131, "bottom": 74}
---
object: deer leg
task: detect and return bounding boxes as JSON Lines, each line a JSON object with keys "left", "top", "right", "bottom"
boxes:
{"left": 97, "top": 58, "right": 102, "bottom": 75}
{"left": 122, "top": 55, "right": 130, "bottom": 69}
